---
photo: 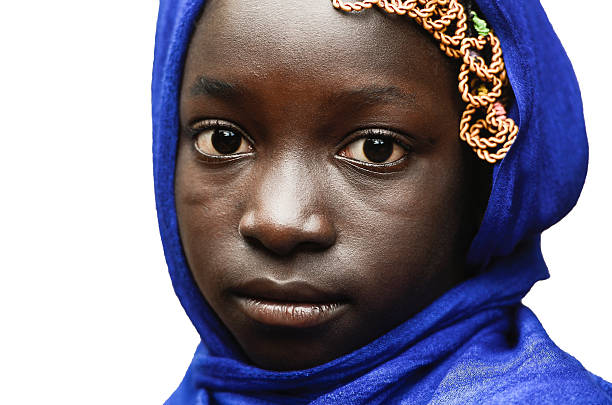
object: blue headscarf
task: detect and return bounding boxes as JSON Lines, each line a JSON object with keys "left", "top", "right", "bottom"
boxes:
{"left": 152, "top": 1, "right": 612, "bottom": 403}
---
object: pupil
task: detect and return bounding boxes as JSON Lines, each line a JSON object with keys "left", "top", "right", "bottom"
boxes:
{"left": 211, "top": 129, "right": 242, "bottom": 154}
{"left": 363, "top": 138, "right": 393, "bottom": 163}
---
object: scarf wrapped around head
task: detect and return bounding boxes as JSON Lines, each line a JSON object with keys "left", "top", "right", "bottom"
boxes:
{"left": 152, "top": 1, "right": 612, "bottom": 403}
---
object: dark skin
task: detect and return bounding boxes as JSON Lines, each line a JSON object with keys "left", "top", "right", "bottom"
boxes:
{"left": 175, "top": 0, "right": 487, "bottom": 371}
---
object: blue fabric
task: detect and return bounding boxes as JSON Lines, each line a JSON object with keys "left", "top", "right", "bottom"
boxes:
{"left": 152, "top": 0, "right": 612, "bottom": 403}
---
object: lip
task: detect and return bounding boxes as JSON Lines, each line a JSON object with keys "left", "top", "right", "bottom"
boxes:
{"left": 230, "top": 278, "right": 348, "bottom": 328}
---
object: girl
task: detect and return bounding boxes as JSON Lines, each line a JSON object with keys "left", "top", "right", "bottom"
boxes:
{"left": 152, "top": 0, "right": 612, "bottom": 403}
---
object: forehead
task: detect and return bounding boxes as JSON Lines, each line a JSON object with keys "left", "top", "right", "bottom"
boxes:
{"left": 185, "top": 0, "right": 452, "bottom": 84}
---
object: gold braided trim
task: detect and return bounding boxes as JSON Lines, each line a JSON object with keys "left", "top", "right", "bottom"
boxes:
{"left": 332, "top": 0, "right": 518, "bottom": 163}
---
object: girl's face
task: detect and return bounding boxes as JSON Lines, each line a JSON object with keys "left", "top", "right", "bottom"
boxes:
{"left": 176, "top": 0, "right": 485, "bottom": 370}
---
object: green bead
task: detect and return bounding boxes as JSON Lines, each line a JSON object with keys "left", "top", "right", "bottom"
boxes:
{"left": 471, "top": 11, "right": 490, "bottom": 36}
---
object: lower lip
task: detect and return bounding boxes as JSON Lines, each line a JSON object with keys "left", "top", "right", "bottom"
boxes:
{"left": 236, "top": 297, "right": 347, "bottom": 328}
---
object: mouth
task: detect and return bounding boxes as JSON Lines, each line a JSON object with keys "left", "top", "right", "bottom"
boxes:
{"left": 230, "top": 278, "right": 349, "bottom": 328}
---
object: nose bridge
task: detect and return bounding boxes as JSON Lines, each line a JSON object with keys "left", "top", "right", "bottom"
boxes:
{"left": 262, "top": 155, "right": 310, "bottom": 223}
{"left": 239, "top": 153, "right": 336, "bottom": 255}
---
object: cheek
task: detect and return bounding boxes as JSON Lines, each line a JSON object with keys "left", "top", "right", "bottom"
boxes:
{"left": 329, "top": 152, "right": 469, "bottom": 307}
{"left": 175, "top": 145, "right": 249, "bottom": 296}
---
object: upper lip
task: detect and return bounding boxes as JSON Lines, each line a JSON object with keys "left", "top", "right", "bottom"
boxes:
{"left": 230, "top": 278, "right": 347, "bottom": 304}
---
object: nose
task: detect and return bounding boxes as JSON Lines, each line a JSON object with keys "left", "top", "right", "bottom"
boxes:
{"left": 238, "top": 159, "right": 336, "bottom": 256}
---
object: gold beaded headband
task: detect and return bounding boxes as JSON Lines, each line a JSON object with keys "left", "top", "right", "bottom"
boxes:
{"left": 332, "top": 0, "right": 518, "bottom": 163}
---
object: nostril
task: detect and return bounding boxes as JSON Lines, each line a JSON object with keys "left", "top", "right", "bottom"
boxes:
{"left": 241, "top": 234, "right": 267, "bottom": 252}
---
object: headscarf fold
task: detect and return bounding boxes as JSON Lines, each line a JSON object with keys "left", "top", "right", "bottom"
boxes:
{"left": 152, "top": 0, "right": 612, "bottom": 403}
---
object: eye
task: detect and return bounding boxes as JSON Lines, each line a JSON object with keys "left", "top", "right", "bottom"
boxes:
{"left": 337, "top": 131, "right": 409, "bottom": 165}
{"left": 192, "top": 123, "right": 253, "bottom": 158}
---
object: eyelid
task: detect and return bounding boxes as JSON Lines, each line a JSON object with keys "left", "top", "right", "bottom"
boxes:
{"left": 337, "top": 127, "right": 413, "bottom": 151}
{"left": 335, "top": 154, "right": 410, "bottom": 176}
{"left": 187, "top": 118, "right": 255, "bottom": 145}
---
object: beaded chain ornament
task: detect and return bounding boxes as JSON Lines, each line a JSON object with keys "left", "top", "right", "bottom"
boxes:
{"left": 332, "top": 0, "right": 518, "bottom": 163}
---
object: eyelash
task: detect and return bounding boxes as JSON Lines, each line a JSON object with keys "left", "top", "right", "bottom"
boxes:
{"left": 187, "top": 119, "right": 251, "bottom": 141}
{"left": 345, "top": 128, "right": 411, "bottom": 150}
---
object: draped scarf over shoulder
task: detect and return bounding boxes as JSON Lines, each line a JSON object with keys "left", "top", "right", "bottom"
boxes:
{"left": 152, "top": 1, "right": 612, "bottom": 403}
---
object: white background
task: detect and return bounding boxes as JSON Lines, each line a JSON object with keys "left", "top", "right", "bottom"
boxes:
{"left": 0, "top": 1, "right": 610, "bottom": 404}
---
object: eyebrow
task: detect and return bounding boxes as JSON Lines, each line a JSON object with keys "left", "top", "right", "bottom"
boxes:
{"left": 189, "top": 76, "right": 245, "bottom": 99}
{"left": 327, "top": 85, "right": 419, "bottom": 111}
{"left": 189, "top": 76, "right": 419, "bottom": 111}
